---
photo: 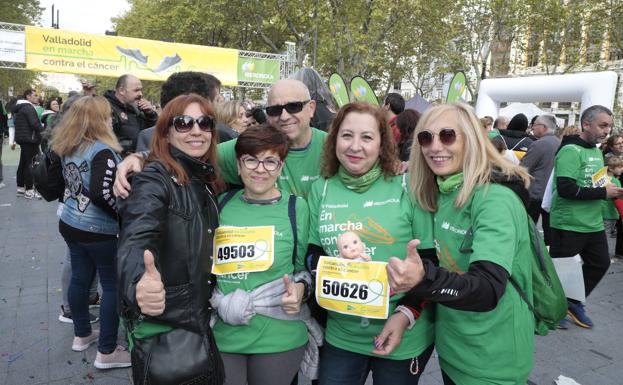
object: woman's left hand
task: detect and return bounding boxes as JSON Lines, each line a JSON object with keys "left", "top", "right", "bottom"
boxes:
{"left": 372, "top": 312, "right": 410, "bottom": 355}
{"left": 281, "top": 275, "right": 304, "bottom": 314}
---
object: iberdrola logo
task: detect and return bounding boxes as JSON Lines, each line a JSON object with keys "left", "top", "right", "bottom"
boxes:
{"left": 330, "top": 82, "right": 341, "bottom": 93}
{"left": 454, "top": 80, "right": 465, "bottom": 95}
{"left": 242, "top": 61, "right": 256, "bottom": 72}
{"left": 353, "top": 86, "right": 366, "bottom": 98}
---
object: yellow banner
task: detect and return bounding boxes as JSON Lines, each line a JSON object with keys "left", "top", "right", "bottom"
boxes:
{"left": 212, "top": 226, "right": 274, "bottom": 275}
{"left": 315, "top": 256, "right": 390, "bottom": 319}
{"left": 25, "top": 26, "right": 239, "bottom": 85}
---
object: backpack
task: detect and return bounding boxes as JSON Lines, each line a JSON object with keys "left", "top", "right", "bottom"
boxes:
{"left": 218, "top": 189, "right": 298, "bottom": 265}
{"left": 30, "top": 150, "right": 61, "bottom": 202}
{"left": 463, "top": 186, "right": 567, "bottom": 336}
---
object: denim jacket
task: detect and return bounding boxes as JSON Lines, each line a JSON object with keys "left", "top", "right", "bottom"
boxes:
{"left": 60, "top": 141, "right": 121, "bottom": 235}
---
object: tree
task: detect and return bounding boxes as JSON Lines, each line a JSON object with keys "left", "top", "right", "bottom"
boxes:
{"left": 0, "top": 0, "right": 43, "bottom": 100}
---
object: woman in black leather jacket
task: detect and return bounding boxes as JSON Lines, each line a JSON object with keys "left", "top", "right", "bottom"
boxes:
{"left": 116, "top": 93, "right": 225, "bottom": 385}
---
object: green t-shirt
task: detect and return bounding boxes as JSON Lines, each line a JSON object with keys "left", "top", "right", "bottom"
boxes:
{"left": 212, "top": 190, "right": 310, "bottom": 354}
{"left": 602, "top": 176, "right": 621, "bottom": 220}
{"left": 551, "top": 144, "right": 605, "bottom": 232}
{"left": 217, "top": 127, "right": 328, "bottom": 198}
{"left": 307, "top": 174, "right": 434, "bottom": 360}
{"left": 433, "top": 183, "right": 534, "bottom": 385}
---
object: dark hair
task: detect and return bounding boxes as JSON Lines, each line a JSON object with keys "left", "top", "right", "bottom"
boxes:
{"left": 383, "top": 93, "right": 405, "bottom": 115}
{"left": 45, "top": 99, "right": 59, "bottom": 110}
{"left": 235, "top": 124, "right": 288, "bottom": 160}
{"left": 507, "top": 113, "right": 528, "bottom": 132}
{"left": 160, "top": 72, "right": 222, "bottom": 107}
{"left": 322, "top": 101, "right": 398, "bottom": 178}
{"left": 148, "top": 93, "right": 223, "bottom": 191}
{"left": 396, "top": 109, "right": 420, "bottom": 148}
{"left": 22, "top": 89, "right": 35, "bottom": 99}
{"left": 603, "top": 134, "right": 623, "bottom": 156}
{"left": 115, "top": 74, "right": 132, "bottom": 90}
{"left": 581, "top": 105, "right": 612, "bottom": 127}
{"left": 250, "top": 107, "right": 267, "bottom": 124}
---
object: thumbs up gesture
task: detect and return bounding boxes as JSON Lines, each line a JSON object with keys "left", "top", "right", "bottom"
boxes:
{"left": 136, "top": 250, "right": 166, "bottom": 316}
{"left": 281, "top": 274, "right": 304, "bottom": 314}
{"left": 387, "top": 239, "right": 425, "bottom": 293}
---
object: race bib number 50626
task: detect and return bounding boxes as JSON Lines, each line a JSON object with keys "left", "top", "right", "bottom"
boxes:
{"left": 315, "top": 256, "right": 390, "bottom": 319}
{"left": 212, "top": 226, "right": 274, "bottom": 275}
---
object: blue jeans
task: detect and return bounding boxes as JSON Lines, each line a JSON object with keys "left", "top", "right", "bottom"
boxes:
{"left": 318, "top": 342, "right": 434, "bottom": 385}
{"left": 66, "top": 237, "right": 119, "bottom": 354}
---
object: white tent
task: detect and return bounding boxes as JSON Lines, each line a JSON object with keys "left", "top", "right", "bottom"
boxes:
{"left": 498, "top": 103, "right": 566, "bottom": 127}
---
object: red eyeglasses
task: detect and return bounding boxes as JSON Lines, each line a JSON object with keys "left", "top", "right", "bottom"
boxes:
{"left": 417, "top": 128, "right": 459, "bottom": 147}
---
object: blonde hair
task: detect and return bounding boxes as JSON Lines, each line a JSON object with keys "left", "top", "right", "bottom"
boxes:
{"left": 557, "top": 125, "right": 580, "bottom": 138}
{"left": 606, "top": 155, "right": 623, "bottom": 170}
{"left": 51, "top": 96, "right": 121, "bottom": 156}
{"left": 408, "top": 103, "right": 530, "bottom": 212}
{"left": 216, "top": 100, "right": 243, "bottom": 128}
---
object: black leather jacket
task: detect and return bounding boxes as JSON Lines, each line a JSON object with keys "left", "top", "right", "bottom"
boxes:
{"left": 117, "top": 146, "right": 219, "bottom": 335}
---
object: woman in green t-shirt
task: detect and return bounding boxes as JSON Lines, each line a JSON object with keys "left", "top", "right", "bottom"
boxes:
{"left": 308, "top": 101, "right": 436, "bottom": 385}
{"left": 211, "top": 124, "right": 319, "bottom": 385}
{"left": 377, "top": 103, "right": 535, "bottom": 385}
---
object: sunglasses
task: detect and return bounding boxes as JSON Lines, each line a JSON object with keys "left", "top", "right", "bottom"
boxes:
{"left": 172, "top": 115, "right": 215, "bottom": 133}
{"left": 265, "top": 100, "right": 310, "bottom": 117}
{"left": 417, "top": 128, "right": 459, "bottom": 147}
{"left": 240, "top": 156, "right": 282, "bottom": 172}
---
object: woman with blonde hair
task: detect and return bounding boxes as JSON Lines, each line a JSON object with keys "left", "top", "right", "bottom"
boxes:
{"left": 376, "top": 103, "right": 535, "bottom": 385}
{"left": 216, "top": 100, "right": 250, "bottom": 142}
{"left": 50, "top": 96, "right": 129, "bottom": 369}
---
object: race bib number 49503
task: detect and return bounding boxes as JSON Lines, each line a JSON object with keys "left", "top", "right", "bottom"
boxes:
{"left": 315, "top": 256, "right": 390, "bottom": 319}
{"left": 212, "top": 226, "right": 274, "bottom": 275}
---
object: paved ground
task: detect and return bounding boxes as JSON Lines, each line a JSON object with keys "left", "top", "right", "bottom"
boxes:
{"left": 1, "top": 141, "right": 623, "bottom": 384}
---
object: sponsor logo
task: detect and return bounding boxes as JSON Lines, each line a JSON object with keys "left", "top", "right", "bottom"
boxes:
{"left": 300, "top": 175, "right": 320, "bottom": 182}
{"left": 441, "top": 221, "right": 467, "bottom": 235}
{"left": 363, "top": 198, "right": 399, "bottom": 208}
{"left": 323, "top": 203, "right": 349, "bottom": 209}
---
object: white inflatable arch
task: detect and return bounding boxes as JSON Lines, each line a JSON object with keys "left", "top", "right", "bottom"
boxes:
{"left": 475, "top": 71, "right": 618, "bottom": 120}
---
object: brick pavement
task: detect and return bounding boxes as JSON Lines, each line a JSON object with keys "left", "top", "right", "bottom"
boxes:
{"left": 1, "top": 158, "right": 622, "bottom": 385}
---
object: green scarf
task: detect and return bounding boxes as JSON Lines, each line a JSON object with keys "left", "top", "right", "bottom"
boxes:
{"left": 437, "top": 172, "right": 464, "bottom": 194}
{"left": 338, "top": 162, "right": 382, "bottom": 193}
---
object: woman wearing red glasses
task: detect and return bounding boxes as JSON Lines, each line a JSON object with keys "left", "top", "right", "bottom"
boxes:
{"left": 307, "top": 101, "right": 436, "bottom": 384}
{"left": 116, "top": 93, "right": 225, "bottom": 384}
{"left": 377, "top": 103, "right": 534, "bottom": 385}
{"left": 210, "top": 124, "right": 322, "bottom": 385}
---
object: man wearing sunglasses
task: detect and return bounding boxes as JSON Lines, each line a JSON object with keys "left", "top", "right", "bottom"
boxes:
{"left": 217, "top": 79, "right": 327, "bottom": 198}
{"left": 114, "top": 79, "right": 327, "bottom": 200}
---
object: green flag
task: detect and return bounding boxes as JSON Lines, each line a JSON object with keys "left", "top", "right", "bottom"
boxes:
{"left": 446, "top": 71, "right": 467, "bottom": 103}
{"left": 328, "top": 73, "right": 350, "bottom": 108}
{"left": 237, "top": 57, "right": 280, "bottom": 84}
{"left": 350, "top": 76, "right": 379, "bottom": 105}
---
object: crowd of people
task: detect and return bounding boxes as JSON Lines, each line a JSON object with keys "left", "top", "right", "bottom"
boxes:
{"left": 0, "top": 68, "right": 620, "bottom": 385}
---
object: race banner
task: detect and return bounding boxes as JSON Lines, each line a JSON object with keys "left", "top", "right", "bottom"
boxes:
{"left": 328, "top": 73, "right": 350, "bottom": 107}
{"left": 446, "top": 71, "right": 467, "bottom": 103}
{"left": 237, "top": 57, "right": 280, "bottom": 84}
{"left": 591, "top": 167, "right": 609, "bottom": 188}
{"left": 350, "top": 76, "right": 379, "bottom": 105}
{"left": 0, "top": 30, "right": 26, "bottom": 63}
{"left": 25, "top": 26, "right": 239, "bottom": 85}
{"left": 212, "top": 226, "right": 275, "bottom": 275}
{"left": 315, "top": 256, "right": 390, "bottom": 319}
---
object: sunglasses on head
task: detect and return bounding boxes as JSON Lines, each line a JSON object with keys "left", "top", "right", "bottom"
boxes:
{"left": 265, "top": 100, "right": 310, "bottom": 117}
{"left": 172, "top": 115, "right": 215, "bottom": 133}
{"left": 417, "top": 128, "right": 459, "bottom": 147}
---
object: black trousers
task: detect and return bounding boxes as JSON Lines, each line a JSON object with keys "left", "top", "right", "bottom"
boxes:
{"left": 16, "top": 142, "right": 39, "bottom": 190}
{"left": 549, "top": 227, "right": 610, "bottom": 298}
{"left": 527, "top": 199, "right": 551, "bottom": 245}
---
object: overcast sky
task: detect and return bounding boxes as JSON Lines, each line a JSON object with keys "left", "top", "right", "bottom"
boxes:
{"left": 39, "top": 0, "right": 130, "bottom": 34}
